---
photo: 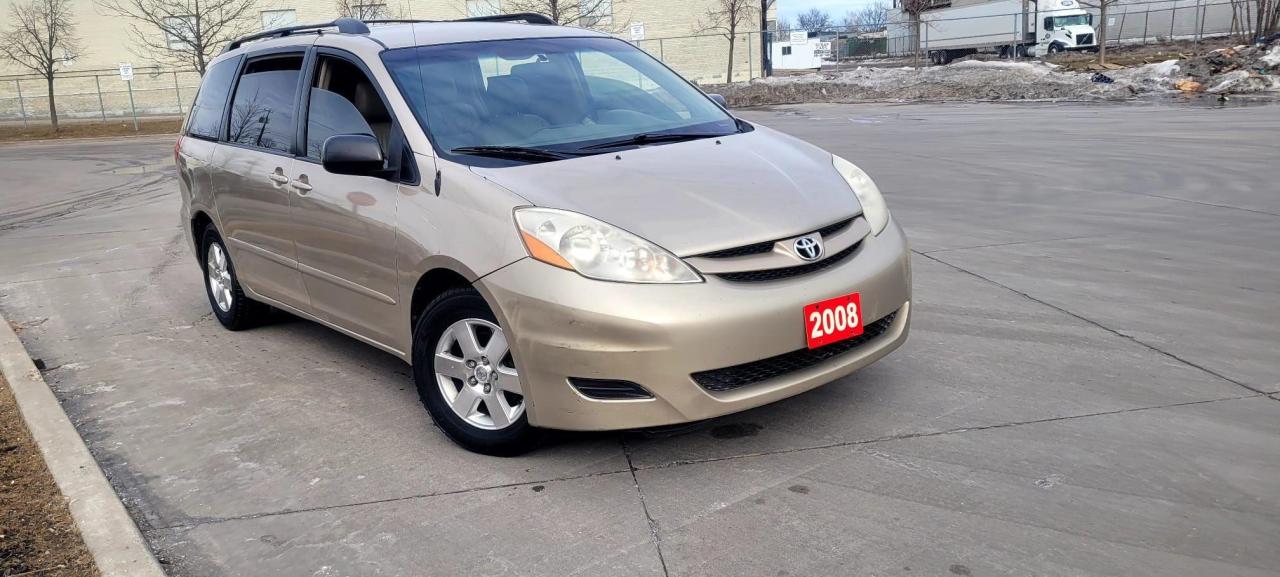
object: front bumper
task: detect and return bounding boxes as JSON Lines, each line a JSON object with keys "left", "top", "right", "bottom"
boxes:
{"left": 477, "top": 218, "right": 913, "bottom": 431}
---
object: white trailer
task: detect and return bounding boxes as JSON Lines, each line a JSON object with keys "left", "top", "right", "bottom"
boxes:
{"left": 918, "top": 0, "right": 1098, "bottom": 64}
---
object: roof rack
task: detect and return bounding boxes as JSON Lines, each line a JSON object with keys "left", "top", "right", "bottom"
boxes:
{"left": 221, "top": 17, "right": 370, "bottom": 54}
{"left": 454, "top": 13, "right": 555, "bottom": 25}
{"left": 221, "top": 13, "right": 556, "bottom": 54}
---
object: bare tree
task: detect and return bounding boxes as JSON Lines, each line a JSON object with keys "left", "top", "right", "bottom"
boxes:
{"left": 775, "top": 15, "right": 793, "bottom": 32}
{"left": 695, "top": 0, "right": 757, "bottom": 82}
{"left": 0, "top": 0, "right": 81, "bottom": 129}
{"left": 98, "top": 0, "right": 259, "bottom": 75}
{"left": 896, "top": 0, "right": 934, "bottom": 59}
{"left": 847, "top": 2, "right": 888, "bottom": 33}
{"left": 1077, "top": 0, "right": 1119, "bottom": 65}
{"left": 501, "top": 0, "right": 629, "bottom": 32}
{"left": 797, "top": 7, "right": 831, "bottom": 32}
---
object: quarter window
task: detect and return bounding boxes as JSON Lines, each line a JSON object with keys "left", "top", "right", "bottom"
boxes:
{"left": 227, "top": 55, "right": 304, "bottom": 154}
{"left": 186, "top": 56, "right": 240, "bottom": 139}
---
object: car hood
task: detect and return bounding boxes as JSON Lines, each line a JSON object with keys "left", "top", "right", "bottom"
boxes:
{"left": 470, "top": 125, "right": 862, "bottom": 257}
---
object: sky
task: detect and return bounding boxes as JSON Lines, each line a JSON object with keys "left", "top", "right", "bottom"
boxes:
{"left": 776, "top": 0, "right": 885, "bottom": 23}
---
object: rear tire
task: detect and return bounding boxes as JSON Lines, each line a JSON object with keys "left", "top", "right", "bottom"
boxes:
{"left": 200, "top": 224, "right": 269, "bottom": 331}
{"left": 412, "top": 287, "right": 542, "bottom": 456}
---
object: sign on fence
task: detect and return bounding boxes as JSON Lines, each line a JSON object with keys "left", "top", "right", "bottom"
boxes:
{"left": 630, "top": 22, "right": 645, "bottom": 41}
{"left": 118, "top": 63, "right": 134, "bottom": 81}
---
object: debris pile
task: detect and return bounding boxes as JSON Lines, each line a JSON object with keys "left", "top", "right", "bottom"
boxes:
{"left": 1173, "top": 40, "right": 1280, "bottom": 94}
{"left": 710, "top": 37, "right": 1280, "bottom": 105}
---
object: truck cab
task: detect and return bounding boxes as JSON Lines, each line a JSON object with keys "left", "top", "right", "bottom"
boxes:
{"left": 1033, "top": 0, "right": 1098, "bottom": 54}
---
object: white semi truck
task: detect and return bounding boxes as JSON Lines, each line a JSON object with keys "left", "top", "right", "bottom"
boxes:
{"left": 918, "top": 0, "right": 1099, "bottom": 64}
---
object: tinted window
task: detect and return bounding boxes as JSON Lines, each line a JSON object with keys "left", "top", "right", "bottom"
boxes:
{"left": 186, "top": 57, "right": 240, "bottom": 139}
{"left": 305, "top": 56, "right": 390, "bottom": 160}
{"left": 227, "top": 55, "right": 303, "bottom": 153}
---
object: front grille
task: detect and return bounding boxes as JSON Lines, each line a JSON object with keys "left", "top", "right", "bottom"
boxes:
{"left": 1077, "top": 33, "right": 1094, "bottom": 45}
{"left": 715, "top": 241, "right": 859, "bottom": 283}
{"left": 691, "top": 311, "right": 898, "bottom": 392}
{"left": 696, "top": 218, "right": 854, "bottom": 259}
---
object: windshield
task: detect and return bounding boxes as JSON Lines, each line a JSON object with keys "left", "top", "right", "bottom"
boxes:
{"left": 1053, "top": 14, "right": 1090, "bottom": 27}
{"left": 382, "top": 36, "right": 738, "bottom": 163}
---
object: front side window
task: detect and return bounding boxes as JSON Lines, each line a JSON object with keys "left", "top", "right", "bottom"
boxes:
{"left": 227, "top": 55, "right": 303, "bottom": 154}
{"left": 305, "top": 56, "right": 392, "bottom": 160}
{"left": 186, "top": 56, "right": 240, "bottom": 139}
{"left": 382, "top": 36, "right": 736, "bottom": 165}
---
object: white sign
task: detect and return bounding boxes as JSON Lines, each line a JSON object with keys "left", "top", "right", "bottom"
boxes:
{"left": 118, "top": 63, "right": 134, "bottom": 81}
{"left": 789, "top": 31, "right": 808, "bottom": 44}
{"left": 815, "top": 41, "right": 832, "bottom": 52}
{"left": 630, "top": 22, "right": 645, "bottom": 41}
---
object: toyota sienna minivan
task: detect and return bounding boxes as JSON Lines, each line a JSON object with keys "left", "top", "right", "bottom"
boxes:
{"left": 178, "top": 14, "right": 911, "bottom": 455}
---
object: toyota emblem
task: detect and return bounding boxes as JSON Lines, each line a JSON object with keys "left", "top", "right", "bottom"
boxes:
{"left": 793, "top": 236, "right": 823, "bottom": 261}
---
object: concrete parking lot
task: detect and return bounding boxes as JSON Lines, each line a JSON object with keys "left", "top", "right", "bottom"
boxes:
{"left": 1, "top": 102, "right": 1278, "bottom": 577}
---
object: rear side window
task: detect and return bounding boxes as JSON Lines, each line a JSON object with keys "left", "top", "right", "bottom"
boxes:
{"left": 227, "top": 55, "right": 304, "bottom": 154}
{"left": 186, "top": 57, "right": 240, "bottom": 139}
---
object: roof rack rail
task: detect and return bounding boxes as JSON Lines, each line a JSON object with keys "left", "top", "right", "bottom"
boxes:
{"left": 455, "top": 12, "right": 555, "bottom": 25}
{"left": 221, "top": 17, "right": 370, "bottom": 54}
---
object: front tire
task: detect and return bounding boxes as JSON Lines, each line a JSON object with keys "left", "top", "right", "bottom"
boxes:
{"left": 200, "top": 224, "right": 269, "bottom": 331}
{"left": 412, "top": 288, "right": 541, "bottom": 456}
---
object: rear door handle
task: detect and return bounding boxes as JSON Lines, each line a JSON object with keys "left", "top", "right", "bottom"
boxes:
{"left": 290, "top": 180, "right": 312, "bottom": 194}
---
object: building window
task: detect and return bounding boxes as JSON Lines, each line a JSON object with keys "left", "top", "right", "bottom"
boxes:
{"left": 350, "top": 4, "right": 390, "bottom": 19}
{"left": 465, "top": 0, "right": 500, "bottom": 17}
{"left": 579, "top": 0, "right": 612, "bottom": 28}
{"left": 781, "top": 46, "right": 792, "bottom": 55}
{"left": 164, "top": 15, "right": 197, "bottom": 50}
{"left": 261, "top": 9, "right": 297, "bottom": 30}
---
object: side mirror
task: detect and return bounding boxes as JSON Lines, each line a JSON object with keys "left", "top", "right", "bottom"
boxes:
{"left": 322, "top": 134, "right": 386, "bottom": 177}
{"left": 707, "top": 93, "right": 728, "bottom": 108}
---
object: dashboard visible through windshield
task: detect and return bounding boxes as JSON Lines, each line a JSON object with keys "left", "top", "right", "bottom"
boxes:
{"left": 381, "top": 36, "right": 740, "bottom": 165}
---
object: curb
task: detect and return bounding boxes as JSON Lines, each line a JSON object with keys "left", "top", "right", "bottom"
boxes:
{"left": 0, "top": 315, "right": 167, "bottom": 577}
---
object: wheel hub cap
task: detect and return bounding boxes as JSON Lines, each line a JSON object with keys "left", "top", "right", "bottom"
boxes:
{"left": 433, "top": 319, "right": 523, "bottom": 431}
{"left": 206, "top": 243, "right": 233, "bottom": 313}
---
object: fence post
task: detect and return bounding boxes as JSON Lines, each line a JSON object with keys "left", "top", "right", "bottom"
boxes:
{"left": 93, "top": 74, "right": 107, "bottom": 122}
{"left": 658, "top": 38, "right": 664, "bottom": 61}
{"left": 126, "top": 79, "right": 139, "bottom": 132}
{"left": 1142, "top": 6, "right": 1150, "bottom": 44}
{"left": 835, "top": 29, "right": 841, "bottom": 72}
{"left": 1169, "top": 4, "right": 1177, "bottom": 40}
{"left": 1197, "top": 0, "right": 1206, "bottom": 42}
{"left": 1013, "top": 14, "right": 1019, "bottom": 60}
{"left": 748, "top": 32, "right": 754, "bottom": 80}
{"left": 173, "top": 71, "right": 183, "bottom": 115}
{"left": 1116, "top": 11, "right": 1127, "bottom": 50}
{"left": 14, "top": 80, "right": 28, "bottom": 128}
{"left": 923, "top": 22, "right": 929, "bottom": 65}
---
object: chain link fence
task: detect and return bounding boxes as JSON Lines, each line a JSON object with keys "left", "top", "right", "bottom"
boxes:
{"left": 0, "top": 66, "right": 202, "bottom": 126}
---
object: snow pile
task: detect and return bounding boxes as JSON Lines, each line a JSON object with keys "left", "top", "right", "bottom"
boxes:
{"left": 713, "top": 60, "right": 1138, "bottom": 105}
{"left": 1170, "top": 39, "right": 1280, "bottom": 94}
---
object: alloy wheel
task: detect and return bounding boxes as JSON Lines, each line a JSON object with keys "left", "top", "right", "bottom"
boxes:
{"left": 206, "top": 243, "right": 234, "bottom": 313}
{"left": 433, "top": 318, "right": 523, "bottom": 430}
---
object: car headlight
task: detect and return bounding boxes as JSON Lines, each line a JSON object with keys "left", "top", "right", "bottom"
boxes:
{"left": 833, "top": 155, "right": 889, "bottom": 235}
{"left": 515, "top": 208, "right": 702, "bottom": 284}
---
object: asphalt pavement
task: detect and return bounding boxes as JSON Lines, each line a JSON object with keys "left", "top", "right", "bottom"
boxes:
{"left": 1, "top": 102, "right": 1278, "bottom": 577}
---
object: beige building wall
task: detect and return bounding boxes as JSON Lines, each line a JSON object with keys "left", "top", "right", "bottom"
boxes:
{"left": 0, "top": 0, "right": 771, "bottom": 119}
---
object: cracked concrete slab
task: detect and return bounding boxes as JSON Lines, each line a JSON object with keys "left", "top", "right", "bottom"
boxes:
{"left": 634, "top": 396, "right": 1280, "bottom": 577}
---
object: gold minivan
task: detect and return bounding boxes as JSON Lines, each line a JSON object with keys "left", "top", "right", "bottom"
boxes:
{"left": 178, "top": 15, "right": 912, "bottom": 455}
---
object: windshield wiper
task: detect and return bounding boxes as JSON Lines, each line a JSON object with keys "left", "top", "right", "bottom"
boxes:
{"left": 577, "top": 132, "right": 724, "bottom": 151}
{"left": 449, "top": 146, "right": 578, "bottom": 162}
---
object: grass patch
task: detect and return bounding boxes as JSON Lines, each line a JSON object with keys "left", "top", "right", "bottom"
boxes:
{"left": 0, "top": 374, "right": 99, "bottom": 577}
{"left": 0, "top": 119, "right": 181, "bottom": 143}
